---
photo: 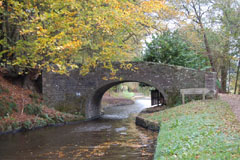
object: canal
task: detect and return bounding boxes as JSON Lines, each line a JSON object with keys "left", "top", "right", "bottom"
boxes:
{"left": 0, "top": 99, "right": 157, "bottom": 160}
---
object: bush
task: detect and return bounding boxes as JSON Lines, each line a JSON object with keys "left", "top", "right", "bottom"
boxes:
{"left": 24, "top": 104, "right": 42, "bottom": 116}
{"left": 52, "top": 115, "right": 64, "bottom": 123}
{"left": 35, "top": 119, "right": 47, "bottom": 127}
{"left": 0, "top": 100, "right": 13, "bottom": 117}
{"left": 11, "top": 121, "right": 20, "bottom": 130}
{"left": 0, "top": 104, "right": 9, "bottom": 117}
{"left": 0, "top": 98, "right": 18, "bottom": 117}
{"left": 0, "top": 124, "right": 3, "bottom": 132}
{"left": 39, "top": 113, "right": 55, "bottom": 124}
{"left": 29, "top": 93, "right": 40, "bottom": 103}
{"left": 142, "top": 30, "right": 209, "bottom": 70}
{"left": 8, "top": 102, "right": 18, "bottom": 112}
{"left": 22, "top": 120, "right": 33, "bottom": 130}
{"left": 0, "top": 85, "right": 9, "bottom": 94}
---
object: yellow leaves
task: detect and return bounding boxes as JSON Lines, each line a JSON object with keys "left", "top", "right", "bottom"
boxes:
{"left": 109, "top": 76, "right": 118, "bottom": 80}
{"left": 69, "top": 64, "right": 78, "bottom": 70}
{"left": 19, "top": 29, "right": 34, "bottom": 35}
{"left": 102, "top": 76, "right": 108, "bottom": 80}
{"left": 80, "top": 65, "right": 90, "bottom": 76}
{"left": 4, "top": 0, "right": 172, "bottom": 75}
{"left": 134, "top": 67, "right": 139, "bottom": 70}
{"left": 139, "top": 0, "right": 167, "bottom": 13}
{"left": 63, "top": 40, "right": 82, "bottom": 51}
{"left": 36, "top": 26, "right": 48, "bottom": 36}
{"left": 120, "top": 63, "right": 133, "bottom": 70}
{"left": 46, "top": 65, "right": 51, "bottom": 72}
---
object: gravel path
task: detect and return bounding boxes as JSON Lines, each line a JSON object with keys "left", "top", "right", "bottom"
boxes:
{"left": 219, "top": 94, "right": 240, "bottom": 122}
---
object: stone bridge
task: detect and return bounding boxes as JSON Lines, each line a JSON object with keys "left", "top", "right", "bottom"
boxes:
{"left": 42, "top": 62, "right": 216, "bottom": 119}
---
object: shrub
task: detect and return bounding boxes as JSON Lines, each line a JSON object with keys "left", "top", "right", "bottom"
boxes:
{"left": 0, "top": 100, "right": 12, "bottom": 117}
{"left": 0, "top": 98, "right": 18, "bottom": 117}
{"left": 0, "top": 124, "right": 3, "bottom": 132}
{"left": 8, "top": 102, "right": 18, "bottom": 112}
{"left": 22, "top": 120, "right": 33, "bottom": 130}
{"left": 11, "top": 121, "right": 20, "bottom": 130}
{"left": 0, "top": 85, "right": 9, "bottom": 94}
{"left": 40, "top": 113, "right": 55, "bottom": 124}
{"left": 53, "top": 115, "right": 64, "bottom": 123}
{"left": 24, "top": 104, "right": 42, "bottom": 116}
{"left": 35, "top": 119, "right": 47, "bottom": 127}
{"left": 29, "top": 93, "right": 40, "bottom": 103}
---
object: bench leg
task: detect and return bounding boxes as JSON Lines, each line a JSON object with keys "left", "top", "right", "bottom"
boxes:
{"left": 182, "top": 94, "right": 185, "bottom": 104}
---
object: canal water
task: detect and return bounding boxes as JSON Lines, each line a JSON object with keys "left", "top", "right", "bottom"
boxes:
{"left": 0, "top": 99, "right": 158, "bottom": 160}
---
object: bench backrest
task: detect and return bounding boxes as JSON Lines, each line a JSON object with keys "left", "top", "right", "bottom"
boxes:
{"left": 180, "top": 88, "right": 210, "bottom": 95}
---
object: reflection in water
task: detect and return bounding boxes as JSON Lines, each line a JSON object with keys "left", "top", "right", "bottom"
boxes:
{"left": 0, "top": 99, "right": 157, "bottom": 160}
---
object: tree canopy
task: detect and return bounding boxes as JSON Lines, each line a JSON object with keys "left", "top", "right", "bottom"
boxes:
{"left": 164, "top": 0, "right": 240, "bottom": 93}
{"left": 142, "top": 30, "right": 209, "bottom": 70}
{"left": 0, "top": 0, "right": 171, "bottom": 76}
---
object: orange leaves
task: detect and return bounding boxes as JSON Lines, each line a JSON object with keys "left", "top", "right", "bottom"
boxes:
{"left": 58, "top": 151, "right": 65, "bottom": 158}
{"left": 140, "top": 0, "right": 166, "bottom": 12}
{"left": 63, "top": 40, "right": 82, "bottom": 51}
{"left": 2, "top": 0, "right": 171, "bottom": 75}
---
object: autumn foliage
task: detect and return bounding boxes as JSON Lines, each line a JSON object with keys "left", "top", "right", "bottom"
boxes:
{"left": 0, "top": 0, "right": 170, "bottom": 75}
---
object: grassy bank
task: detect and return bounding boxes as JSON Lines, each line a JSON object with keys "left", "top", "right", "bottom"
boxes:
{"left": 101, "top": 91, "right": 135, "bottom": 108}
{"left": 142, "top": 100, "right": 240, "bottom": 159}
{"left": 110, "top": 91, "right": 135, "bottom": 99}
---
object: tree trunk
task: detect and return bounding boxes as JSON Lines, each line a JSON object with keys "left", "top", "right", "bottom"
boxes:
{"left": 203, "top": 32, "right": 216, "bottom": 72}
{"left": 220, "top": 64, "right": 227, "bottom": 93}
{"left": 220, "top": 40, "right": 230, "bottom": 93}
{"left": 199, "top": 21, "right": 216, "bottom": 72}
{"left": 23, "top": 70, "right": 42, "bottom": 93}
{"left": 238, "top": 83, "right": 240, "bottom": 95}
{"left": 228, "top": 60, "right": 231, "bottom": 92}
{"left": 234, "top": 59, "right": 240, "bottom": 94}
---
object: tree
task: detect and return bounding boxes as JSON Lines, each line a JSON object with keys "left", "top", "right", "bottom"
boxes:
{"left": 234, "top": 59, "right": 240, "bottom": 94}
{"left": 0, "top": 0, "right": 171, "bottom": 77}
{"left": 169, "top": 0, "right": 216, "bottom": 72}
{"left": 142, "top": 30, "right": 208, "bottom": 69}
{"left": 168, "top": 0, "right": 240, "bottom": 93}
{"left": 210, "top": 0, "right": 240, "bottom": 92}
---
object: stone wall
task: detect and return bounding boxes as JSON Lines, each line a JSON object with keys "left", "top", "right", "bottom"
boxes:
{"left": 42, "top": 62, "right": 217, "bottom": 119}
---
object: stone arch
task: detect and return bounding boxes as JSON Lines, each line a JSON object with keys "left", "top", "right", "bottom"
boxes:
{"left": 42, "top": 62, "right": 217, "bottom": 120}
{"left": 86, "top": 80, "right": 167, "bottom": 119}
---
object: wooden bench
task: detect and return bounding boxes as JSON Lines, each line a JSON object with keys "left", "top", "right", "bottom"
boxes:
{"left": 180, "top": 88, "right": 210, "bottom": 104}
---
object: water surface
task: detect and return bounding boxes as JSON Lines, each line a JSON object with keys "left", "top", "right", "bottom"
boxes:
{"left": 0, "top": 99, "right": 157, "bottom": 160}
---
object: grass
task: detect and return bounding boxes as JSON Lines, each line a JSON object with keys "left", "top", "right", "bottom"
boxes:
{"left": 111, "top": 91, "right": 135, "bottom": 99}
{"left": 142, "top": 99, "right": 240, "bottom": 160}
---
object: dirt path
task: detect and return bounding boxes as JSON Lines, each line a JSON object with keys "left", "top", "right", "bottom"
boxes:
{"left": 219, "top": 94, "right": 240, "bottom": 122}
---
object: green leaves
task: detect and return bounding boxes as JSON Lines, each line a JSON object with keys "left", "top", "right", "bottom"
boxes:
{"left": 143, "top": 30, "right": 210, "bottom": 70}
